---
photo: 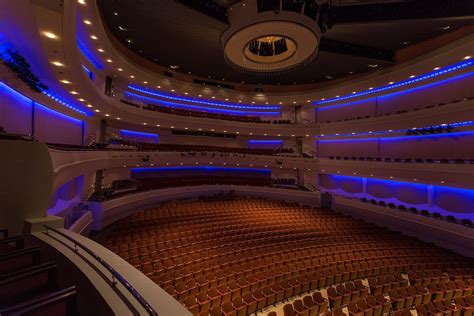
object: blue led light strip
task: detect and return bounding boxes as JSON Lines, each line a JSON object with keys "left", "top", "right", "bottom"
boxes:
{"left": 124, "top": 91, "right": 281, "bottom": 116}
{"left": 128, "top": 85, "right": 281, "bottom": 110}
{"left": 315, "top": 120, "right": 474, "bottom": 139}
{"left": 120, "top": 129, "right": 159, "bottom": 143}
{"left": 0, "top": 82, "right": 86, "bottom": 121}
{"left": 42, "top": 91, "right": 89, "bottom": 116}
{"left": 313, "top": 60, "right": 473, "bottom": 106}
{"left": 77, "top": 39, "right": 104, "bottom": 71}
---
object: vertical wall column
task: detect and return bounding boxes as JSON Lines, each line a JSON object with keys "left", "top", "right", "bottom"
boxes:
{"left": 97, "top": 119, "right": 107, "bottom": 143}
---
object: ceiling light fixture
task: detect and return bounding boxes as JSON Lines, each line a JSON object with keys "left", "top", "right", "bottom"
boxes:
{"left": 83, "top": 20, "right": 92, "bottom": 25}
{"left": 43, "top": 31, "right": 58, "bottom": 39}
{"left": 51, "top": 61, "right": 64, "bottom": 67}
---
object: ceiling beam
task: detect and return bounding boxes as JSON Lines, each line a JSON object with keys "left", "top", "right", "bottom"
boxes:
{"left": 320, "top": 38, "right": 394, "bottom": 62}
{"left": 333, "top": 0, "right": 474, "bottom": 24}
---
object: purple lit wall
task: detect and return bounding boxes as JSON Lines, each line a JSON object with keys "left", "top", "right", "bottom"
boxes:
{"left": 317, "top": 133, "right": 474, "bottom": 160}
{"left": 317, "top": 74, "right": 474, "bottom": 122}
{"left": 319, "top": 174, "right": 474, "bottom": 217}
{"left": 0, "top": 83, "right": 84, "bottom": 145}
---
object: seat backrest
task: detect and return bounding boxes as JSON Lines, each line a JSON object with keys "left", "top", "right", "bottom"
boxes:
{"left": 303, "top": 295, "right": 314, "bottom": 307}
{"left": 221, "top": 301, "right": 234, "bottom": 313}
{"left": 293, "top": 299, "right": 305, "bottom": 312}
{"left": 283, "top": 303, "right": 295, "bottom": 316}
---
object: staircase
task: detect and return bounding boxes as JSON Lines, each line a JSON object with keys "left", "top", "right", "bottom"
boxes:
{"left": 0, "top": 230, "right": 78, "bottom": 315}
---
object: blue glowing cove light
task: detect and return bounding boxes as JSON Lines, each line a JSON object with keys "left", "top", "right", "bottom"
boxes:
{"left": 120, "top": 129, "right": 159, "bottom": 143}
{"left": 313, "top": 60, "right": 473, "bottom": 106}
{"left": 77, "top": 39, "right": 104, "bottom": 71}
{"left": 124, "top": 91, "right": 281, "bottom": 116}
{"left": 127, "top": 85, "right": 281, "bottom": 110}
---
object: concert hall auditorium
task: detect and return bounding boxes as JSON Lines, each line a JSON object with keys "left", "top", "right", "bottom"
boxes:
{"left": 0, "top": 0, "right": 473, "bottom": 315}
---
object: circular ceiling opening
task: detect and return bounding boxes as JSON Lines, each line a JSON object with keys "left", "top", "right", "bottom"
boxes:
{"left": 244, "top": 36, "right": 297, "bottom": 64}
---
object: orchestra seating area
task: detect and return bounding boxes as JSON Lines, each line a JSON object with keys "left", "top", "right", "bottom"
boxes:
{"left": 110, "top": 138, "right": 294, "bottom": 155}
{"left": 121, "top": 100, "right": 291, "bottom": 124}
{"left": 98, "top": 198, "right": 474, "bottom": 316}
{"left": 0, "top": 230, "right": 78, "bottom": 315}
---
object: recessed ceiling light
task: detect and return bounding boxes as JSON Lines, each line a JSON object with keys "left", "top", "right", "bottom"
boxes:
{"left": 143, "top": 81, "right": 148, "bottom": 84}
{"left": 211, "top": 96, "right": 216, "bottom": 99}
{"left": 116, "top": 117, "right": 121, "bottom": 120}
{"left": 171, "top": 89, "right": 175, "bottom": 92}
{"left": 368, "top": 87, "right": 374, "bottom": 90}
{"left": 156, "top": 124, "right": 160, "bottom": 127}
{"left": 388, "top": 81, "right": 394, "bottom": 85}
{"left": 97, "top": 48, "right": 104, "bottom": 53}
{"left": 90, "top": 35, "right": 98, "bottom": 40}
{"left": 143, "top": 123, "right": 147, "bottom": 125}
{"left": 118, "top": 26, "right": 128, "bottom": 31}
{"left": 198, "top": 94, "right": 202, "bottom": 97}
{"left": 105, "top": 114, "right": 110, "bottom": 117}
{"left": 78, "top": 98, "right": 85, "bottom": 102}
{"left": 78, "top": 0, "right": 86, "bottom": 4}
{"left": 157, "top": 85, "right": 161, "bottom": 89}
{"left": 402, "top": 41, "right": 410, "bottom": 45}
{"left": 126, "top": 39, "right": 133, "bottom": 43}
{"left": 306, "top": 100, "right": 311, "bottom": 103}
{"left": 442, "top": 25, "right": 451, "bottom": 30}
{"left": 94, "top": 109, "right": 100, "bottom": 113}
{"left": 352, "top": 91, "right": 356, "bottom": 94}
{"left": 43, "top": 31, "right": 58, "bottom": 39}
{"left": 325, "top": 75, "right": 333, "bottom": 80}
{"left": 368, "top": 64, "right": 378, "bottom": 68}
{"left": 60, "top": 80, "right": 71, "bottom": 84}
{"left": 117, "top": 68, "right": 123, "bottom": 72}
{"left": 51, "top": 61, "right": 64, "bottom": 67}
{"left": 113, "top": 12, "right": 118, "bottom": 16}
{"left": 70, "top": 91, "right": 79, "bottom": 95}
{"left": 130, "top": 75, "right": 135, "bottom": 78}
{"left": 170, "top": 65, "right": 179, "bottom": 69}
{"left": 464, "top": 56, "right": 472, "bottom": 60}
{"left": 83, "top": 20, "right": 92, "bottom": 25}
{"left": 86, "top": 104, "right": 93, "bottom": 108}
{"left": 106, "top": 59, "right": 113, "bottom": 63}
{"left": 433, "top": 67, "right": 440, "bottom": 70}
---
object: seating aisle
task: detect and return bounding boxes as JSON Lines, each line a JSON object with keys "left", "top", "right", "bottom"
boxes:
{"left": 99, "top": 198, "right": 474, "bottom": 316}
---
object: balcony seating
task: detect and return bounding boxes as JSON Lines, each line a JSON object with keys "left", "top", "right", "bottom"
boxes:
{"left": 325, "top": 156, "right": 473, "bottom": 164}
{"left": 355, "top": 197, "right": 470, "bottom": 228}
{"left": 100, "top": 198, "right": 474, "bottom": 315}
{"left": 121, "top": 99, "right": 291, "bottom": 124}
{"left": 319, "top": 98, "right": 470, "bottom": 124}
{"left": 110, "top": 138, "right": 295, "bottom": 156}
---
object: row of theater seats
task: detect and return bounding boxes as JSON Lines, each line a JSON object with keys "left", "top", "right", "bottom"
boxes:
{"left": 360, "top": 197, "right": 474, "bottom": 227}
{"left": 0, "top": 230, "right": 78, "bottom": 315}
{"left": 320, "top": 98, "right": 472, "bottom": 124}
{"left": 327, "top": 156, "right": 474, "bottom": 164}
{"left": 110, "top": 138, "right": 294, "bottom": 155}
{"left": 89, "top": 176, "right": 274, "bottom": 201}
{"left": 276, "top": 269, "right": 474, "bottom": 316}
{"left": 99, "top": 198, "right": 474, "bottom": 316}
{"left": 121, "top": 99, "right": 292, "bottom": 124}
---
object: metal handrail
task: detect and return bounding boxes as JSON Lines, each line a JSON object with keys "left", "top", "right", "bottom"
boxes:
{"left": 43, "top": 225, "right": 158, "bottom": 316}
